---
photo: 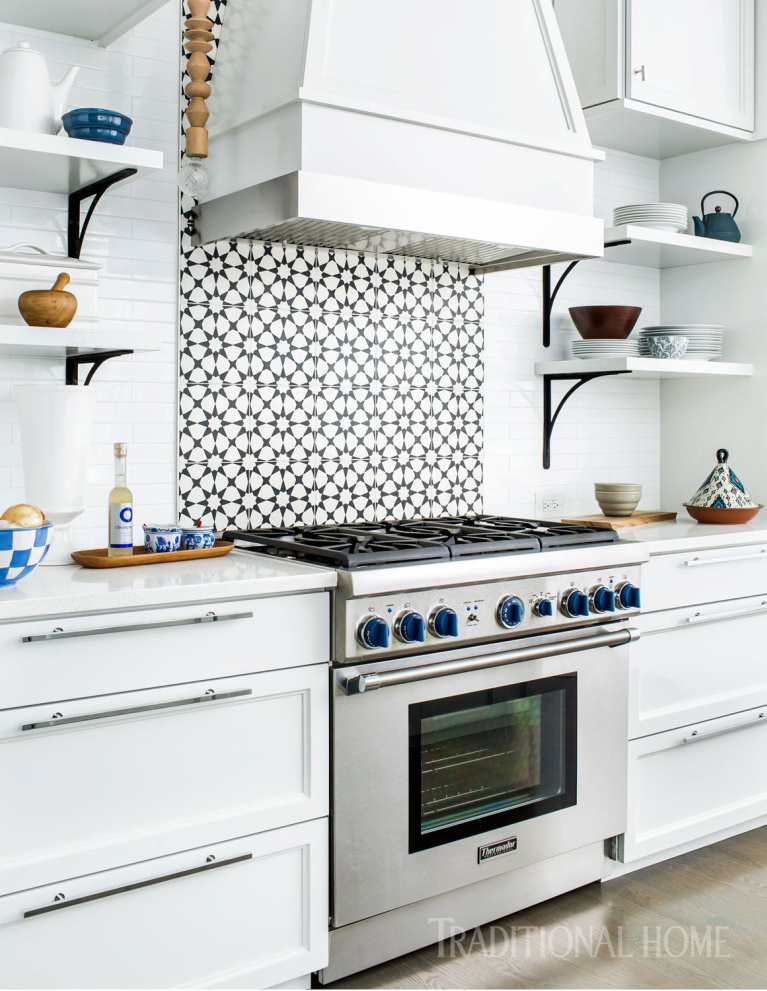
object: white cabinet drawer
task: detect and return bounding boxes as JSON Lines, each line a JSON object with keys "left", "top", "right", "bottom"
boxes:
{"left": 642, "top": 545, "right": 767, "bottom": 612}
{"left": 0, "top": 818, "right": 328, "bottom": 990}
{"left": 631, "top": 597, "right": 767, "bottom": 737}
{"left": 0, "top": 665, "right": 328, "bottom": 894}
{"left": 620, "top": 704, "right": 767, "bottom": 863}
{"left": 0, "top": 592, "right": 330, "bottom": 709}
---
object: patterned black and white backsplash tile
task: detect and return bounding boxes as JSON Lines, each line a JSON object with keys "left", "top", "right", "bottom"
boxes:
{"left": 178, "top": 241, "right": 484, "bottom": 530}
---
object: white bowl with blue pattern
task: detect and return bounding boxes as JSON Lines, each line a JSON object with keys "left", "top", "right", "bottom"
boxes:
{"left": 647, "top": 335, "right": 689, "bottom": 359}
{"left": 142, "top": 524, "right": 182, "bottom": 553}
{"left": 181, "top": 526, "right": 215, "bottom": 550}
{"left": 0, "top": 521, "right": 54, "bottom": 587}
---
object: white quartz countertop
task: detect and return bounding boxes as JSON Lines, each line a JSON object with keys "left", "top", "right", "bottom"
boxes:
{"left": 0, "top": 549, "right": 336, "bottom": 622}
{"left": 618, "top": 516, "right": 767, "bottom": 554}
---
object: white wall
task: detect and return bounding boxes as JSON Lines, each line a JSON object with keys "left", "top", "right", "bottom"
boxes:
{"left": 0, "top": 2, "right": 180, "bottom": 548}
{"left": 659, "top": 142, "right": 765, "bottom": 509}
{"left": 483, "top": 148, "right": 662, "bottom": 518}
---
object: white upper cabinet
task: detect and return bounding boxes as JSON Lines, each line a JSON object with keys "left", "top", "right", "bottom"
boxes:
{"left": 627, "top": 0, "right": 753, "bottom": 130}
{"left": 555, "top": 0, "right": 754, "bottom": 157}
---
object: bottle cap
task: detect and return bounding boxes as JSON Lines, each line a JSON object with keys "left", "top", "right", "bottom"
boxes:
{"left": 114, "top": 442, "right": 128, "bottom": 457}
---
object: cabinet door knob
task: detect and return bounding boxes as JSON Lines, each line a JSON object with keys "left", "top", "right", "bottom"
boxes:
{"left": 634, "top": 65, "right": 646, "bottom": 81}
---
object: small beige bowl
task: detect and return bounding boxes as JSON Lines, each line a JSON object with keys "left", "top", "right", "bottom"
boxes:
{"left": 594, "top": 482, "right": 642, "bottom": 492}
{"left": 595, "top": 483, "right": 642, "bottom": 517}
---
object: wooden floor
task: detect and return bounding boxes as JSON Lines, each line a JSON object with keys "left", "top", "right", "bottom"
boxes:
{"left": 326, "top": 827, "right": 767, "bottom": 989}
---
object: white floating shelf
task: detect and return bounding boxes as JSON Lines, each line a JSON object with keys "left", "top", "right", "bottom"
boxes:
{"left": 0, "top": 127, "right": 163, "bottom": 195}
{"left": 0, "top": 0, "right": 167, "bottom": 47}
{"left": 0, "top": 325, "right": 160, "bottom": 359}
{"left": 535, "top": 357, "right": 753, "bottom": 380}
{"left": 604, "top": 225, "right": 753, "bottom": 268}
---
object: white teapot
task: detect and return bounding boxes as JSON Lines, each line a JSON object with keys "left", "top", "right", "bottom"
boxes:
{"left": 0, "top": 42, "right": 78, "bottom": 134}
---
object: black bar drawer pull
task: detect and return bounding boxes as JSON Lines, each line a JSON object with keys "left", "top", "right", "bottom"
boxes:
{"left": 21, "top": 610, "right": 254, "bottom": 643}
{"left": 24, "top": 853, "right": 252, "bottom": 918}
{"left": 21, "top": 689, "right": 253, "bottom": 731}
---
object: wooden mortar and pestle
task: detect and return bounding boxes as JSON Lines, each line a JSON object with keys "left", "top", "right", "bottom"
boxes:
{"left": 18, "top": 273, "right": 77, "bottom": 328}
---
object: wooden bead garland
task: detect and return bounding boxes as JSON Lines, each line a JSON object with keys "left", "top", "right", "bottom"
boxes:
{"left": 183, "top": 0, "right": 214, "bottom": 158}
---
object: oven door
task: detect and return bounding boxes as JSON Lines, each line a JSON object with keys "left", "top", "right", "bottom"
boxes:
{"left": 331, "top": 625, "right": 633, "bottom": 928}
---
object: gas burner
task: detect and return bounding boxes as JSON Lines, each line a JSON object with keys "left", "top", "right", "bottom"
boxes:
{"left": 225, "top": 515, "right": 619, "bottom": 569}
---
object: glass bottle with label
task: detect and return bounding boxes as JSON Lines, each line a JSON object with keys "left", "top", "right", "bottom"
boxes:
{"left": 108, "top": 442, "right": 133, "bottom": 557}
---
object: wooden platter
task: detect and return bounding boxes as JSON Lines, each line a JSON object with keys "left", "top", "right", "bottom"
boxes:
{"left": 71, "top": 541, "right": 234, "bottom": 568}
{"left": 560, "top": 510, "right": 677, "bottom": 530}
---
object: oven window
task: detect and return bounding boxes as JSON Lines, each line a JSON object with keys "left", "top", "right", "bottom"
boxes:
{"left": 408, "top": 674, "right": 577, "bottom": 852}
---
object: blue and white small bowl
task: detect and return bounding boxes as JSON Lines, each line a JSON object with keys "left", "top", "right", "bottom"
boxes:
{"left": 0, "top": 521, "right": 53, "bottom": 587}
{"left": 142, "top": 524, "right": 182, "bottom": 553}
{"left": 647, "top": 335, "right": 689, "bottom": 359}
{"left": 181, "top": 527, "right": 215, "bottom": 550}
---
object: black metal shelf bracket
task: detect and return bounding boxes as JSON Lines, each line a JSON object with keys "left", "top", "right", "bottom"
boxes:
{"left": 543, "top": 371, "right": 632, "bottom": 469}
{"left": 541, "top": 239, "right": 633, "bottom": 348}
{"left": 542, "top": 261, "right": 579, "bottom": 347}
{"left": 65, "top": 350, "right": 133, "bottom": 386}
{"left": 68, "top": 168, "right": 138, "bottom": 259}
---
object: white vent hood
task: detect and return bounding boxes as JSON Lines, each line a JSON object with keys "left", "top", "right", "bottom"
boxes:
{"left": 195, "top": 0, "right": 604, "bottom": 272}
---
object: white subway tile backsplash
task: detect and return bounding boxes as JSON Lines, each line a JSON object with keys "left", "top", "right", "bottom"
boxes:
{"left": 482, "top": 149, "right": 661, "bottom": 518}
{"left": 0, "top": 3, "right": 180, "bottom": 549}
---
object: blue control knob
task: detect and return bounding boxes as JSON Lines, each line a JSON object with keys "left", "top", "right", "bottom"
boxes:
{"left": 562, "top": 589, "right": 589, "bottom": 619}
{"left": 496, "top": 595, "right": 525, "bottom": 629}
{"left": 533, "top": 598, "right": 554, "bottom": 618}
{"left": 357, "top": 616, "right": 390, "bottom": 650}
{"left": 395, "top": 610, "right": 426, "bottom": 644}
{"left": 429, "top": 606, "right": 459, "bottom": 639}
{"left": 590, "top": 585, "right": 616, "bottom": 614}
{"left": 617, "top": 582, "right": 641, "bottom": 610}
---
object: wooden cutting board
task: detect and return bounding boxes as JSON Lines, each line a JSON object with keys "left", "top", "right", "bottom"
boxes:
{"left": 71, "top": 541, "right": 234, "bottom": 568}
{"left": 561, "top": 510, "right": 677, "bottom": 530}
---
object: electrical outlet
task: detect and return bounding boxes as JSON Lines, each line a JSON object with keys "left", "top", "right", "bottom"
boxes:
{"left": 535, "top": 490, "right": 565, "bottom": 518}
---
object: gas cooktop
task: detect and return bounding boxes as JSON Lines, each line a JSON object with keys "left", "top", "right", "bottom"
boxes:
{"left": 225, "top": 515, "right": 619, "bottom": 569}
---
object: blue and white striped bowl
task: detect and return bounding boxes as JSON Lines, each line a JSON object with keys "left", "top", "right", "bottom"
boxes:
{"left": 0, "top": 522, "right": 53, "bottom": 587}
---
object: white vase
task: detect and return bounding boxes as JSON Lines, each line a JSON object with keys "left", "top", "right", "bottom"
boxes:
{"left": 15, "top": 385, "right": 96, "bottom": 566}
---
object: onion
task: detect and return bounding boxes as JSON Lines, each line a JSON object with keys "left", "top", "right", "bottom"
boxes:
{"left": 1, "top": 504, "right": 44, "bottom": 527}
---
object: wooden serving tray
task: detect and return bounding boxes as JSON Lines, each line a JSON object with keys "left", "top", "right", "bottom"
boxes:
{"left": 561, "top": 510, "right": 677, "bottom": 530}
{"left": 71, "top": 541, "right": 234, "bottom": 568}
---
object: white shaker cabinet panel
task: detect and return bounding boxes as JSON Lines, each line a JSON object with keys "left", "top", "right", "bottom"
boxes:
{"left": 555, "top": 0, "right": 753, "bottom": 155}
{"left": 631, "top": 597, "right": 767, "bottom": 738}
{"left": 0, "top": 591, "right": 330, "bottom": 709}
{"left": 620, "top": 704, "right": 767, "bottom": 862}
{"left": 0, "top": 819, "right": 328, "bottom": 991}
{"left": 554, "top": 0, "right": 624, "bottom": 108}
{"left": 641, "top": 544, "right": 767, "bottom": 612}
{"left": 0, "top": 665, "right": 329, "bottom": 895}
{"left": 627, "top": 0, "right": 754, "bottom": 130}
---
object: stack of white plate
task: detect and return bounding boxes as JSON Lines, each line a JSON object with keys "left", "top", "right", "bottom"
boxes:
{"left": 639, "top": 325, "right": 724, "bottom": 361}
{"left": 612, "top": 203, "right": 688, "bottom": 233}
{"left": 572, "top": 339, "right": 641, "bottom": 360}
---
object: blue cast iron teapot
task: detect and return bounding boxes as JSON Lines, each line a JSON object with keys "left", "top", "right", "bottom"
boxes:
{"left": 693, "top": 190, "right": 741, "bottom": 242}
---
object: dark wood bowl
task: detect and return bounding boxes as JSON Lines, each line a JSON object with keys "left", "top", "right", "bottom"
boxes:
{"left": 683, "top": 504, "right": 763, "bottom": 524}
{"left": 569, "top": 305, "right": 642, "bottom": 340}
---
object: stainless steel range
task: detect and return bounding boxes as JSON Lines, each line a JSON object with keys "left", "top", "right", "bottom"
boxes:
{"left": 228, "top": 516, "right": 648, "bottom": 983}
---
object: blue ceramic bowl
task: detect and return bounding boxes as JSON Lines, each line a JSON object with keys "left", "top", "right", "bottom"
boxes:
{"left": 142, "top": 524, "right": 182, "bottom": 553}
{"left": 0, "top": 521, "right": 53, "bottom": 587}
{"left": 181, "top": 527, "right": 215, "bottom": 550}
{"left": 62, "top": 109, "right": 133, "bottom": 145}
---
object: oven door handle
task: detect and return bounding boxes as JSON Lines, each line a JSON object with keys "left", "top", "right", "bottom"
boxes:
{"left": 337, "top": 627, "right": 638, "bottom": 695}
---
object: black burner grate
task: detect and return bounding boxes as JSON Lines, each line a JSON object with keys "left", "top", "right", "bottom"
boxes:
{"left": 225, "top": 515, "right": 619, "bottom": 569}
